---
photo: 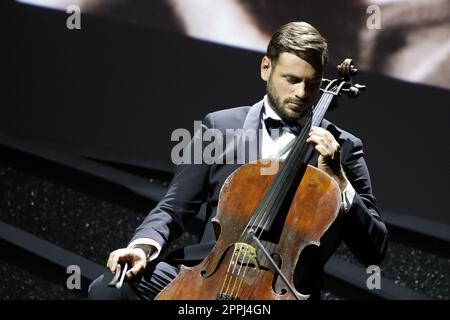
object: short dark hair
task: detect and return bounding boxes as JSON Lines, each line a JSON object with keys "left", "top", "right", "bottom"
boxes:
{"left": 266, "top": 22, "right": 328, "bottom": 68}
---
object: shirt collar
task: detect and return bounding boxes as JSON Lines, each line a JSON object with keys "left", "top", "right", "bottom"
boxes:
{"left": 263, "top": 95, "right": 282, "bottom": 121}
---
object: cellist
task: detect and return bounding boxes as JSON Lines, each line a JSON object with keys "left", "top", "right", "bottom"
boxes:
{"left": 88, "top": 21, "right": 388, "bottom": 300}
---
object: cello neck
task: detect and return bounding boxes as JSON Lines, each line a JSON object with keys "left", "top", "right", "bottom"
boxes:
{"left": 248, "top": 91, "right": 336, "bottom": 235}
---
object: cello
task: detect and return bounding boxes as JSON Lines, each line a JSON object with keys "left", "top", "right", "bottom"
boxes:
{"left": 156, "top": 59, "right": 366, "bottom": 300}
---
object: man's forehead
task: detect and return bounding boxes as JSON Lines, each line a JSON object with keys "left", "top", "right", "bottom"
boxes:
{"left": 274, "top": 53, "right": 323, "bottom": 78}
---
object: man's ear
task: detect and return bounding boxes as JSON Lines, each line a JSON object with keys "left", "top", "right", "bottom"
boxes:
{"left": 260, "top": 56, "right": 272, "bottom": 81}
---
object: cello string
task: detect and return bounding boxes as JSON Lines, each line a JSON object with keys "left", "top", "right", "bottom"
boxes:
{"left": 228, "top": 243, "right": 248, "bottom": 298}
{"left": 240, "top": 108, "right": 312, "bottom": 235}
{"left": 230, "top": 233, "right": 274, "bottom": 299}
{"left": 252, "top": 93, "right": 334, "bottom": 239}
{"left": 236, "top": 92, "right": 336, "bottom": 298}
{"left": 228, "top": 244, "right": 246, "bottom": 298}
{"left": 229, "top": 243, "right": 251, "bottom": 299}
{"left": 240, "top": 241, "right": 274, "bottom": 299}
{"left": 235, "top": 103, "right": 321, "bottom": 298}
{"left": 233, "top": 237, "right": 273, "bottom": 299}
{"left": 253, "top": 86, "right": 338, "bottom": 236}
{"left": 254, "top": 94, "right": 332, "bottom": 235}
{"left": 219, "top": 242, "right": 242, "bottom": 298}
{"left": 237, "top": 241, "right": 261, "bottom": 299}
{"left": 228, "top": 243, "right": 249, "bottom": 297}
{"left": 266, "top": 92, "right": 334, "bottom": 224}
{"left": 239, "top": 95, "right": 332, "bottom": 267}
{"left": 222, "top": 84, "right": 339, "bottom": 299}
{"left": 225, "top": 226, "right": 264, "bottom": 299}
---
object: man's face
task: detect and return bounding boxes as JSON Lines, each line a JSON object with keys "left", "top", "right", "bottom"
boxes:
{"left": 260, "top": 52, "right": 323, "bottom": 122}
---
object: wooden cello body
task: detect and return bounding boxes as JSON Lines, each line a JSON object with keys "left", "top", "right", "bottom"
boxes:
{"left": 156, "top": 162, "right": 341, "bottom": 300}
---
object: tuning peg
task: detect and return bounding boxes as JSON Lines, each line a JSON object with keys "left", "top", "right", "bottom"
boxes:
{"left": 342, "top": 87, "right": 359, "bottom": 98}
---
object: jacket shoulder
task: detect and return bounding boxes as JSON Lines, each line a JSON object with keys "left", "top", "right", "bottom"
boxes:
{"left": 205, "top": 106, "right": 251, "bottom": 130}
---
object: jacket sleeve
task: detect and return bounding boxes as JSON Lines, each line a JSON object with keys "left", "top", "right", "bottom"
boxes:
{"left": 129, "top": 114, "right": 214, "bottom": 252}
{"left": 341, "top": 137, "right": 389, "bottom": 266}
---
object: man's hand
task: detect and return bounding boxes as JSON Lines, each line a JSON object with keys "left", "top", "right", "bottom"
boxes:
{"left": 306, "top": 126, "right": 349, "bottom": 192}
{"left": 107, "top": 248, "right": 147, "bottom": 280}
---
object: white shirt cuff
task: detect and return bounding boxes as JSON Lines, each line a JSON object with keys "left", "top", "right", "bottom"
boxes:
{"left": 342, "top": 181, "right": 356, "bottom": 212}
{"left": 127, "top": 238, "right": 162, "bottom": 262}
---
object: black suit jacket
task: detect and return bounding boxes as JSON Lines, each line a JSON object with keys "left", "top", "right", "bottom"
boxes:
{"left": 131, "top": 99, "right": 388, "bottom": 299}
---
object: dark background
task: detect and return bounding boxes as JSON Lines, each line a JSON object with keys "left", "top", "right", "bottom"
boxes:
{"left": 6, "top": 3, "right": 450, "bottom": 225}
{"left": 2, "top": 1, "right": 449, "bottom": 300}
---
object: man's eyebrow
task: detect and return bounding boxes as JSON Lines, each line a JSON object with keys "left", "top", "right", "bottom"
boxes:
{"left": 283, "top": 74, "right": 302, "bottom": 80}
{"left": 283, "top": 74, "right": 322, "bottom": 82}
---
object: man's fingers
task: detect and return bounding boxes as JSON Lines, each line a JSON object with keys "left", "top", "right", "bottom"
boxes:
{"left": 309, "top": 127, "right": 335, "bottom": 143}
{"left": 315, "top": 144, "right": 329, "bottom": 157}
{"left": 306, "top": 135, "right": 321, "bottom": 146}
{"left": 308, "top": 135, "right": 330, "bottom": 154}
{"left": 106, "top": 248, "right": 147, "bottom": 279}
{"left": 107, "top": 250, "right": 120, "bottom": 273}
{"left": 107, "top": 249, "right": 132, "bottom": 273}
{"left": 308, "top": 128, "right": 341, "bottom": 160}
{"left": 126, "top": 261, "right": 145, "bottom": 280}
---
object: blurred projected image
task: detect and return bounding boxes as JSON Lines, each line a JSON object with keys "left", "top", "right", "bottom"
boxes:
{"left": 18, "top": 0, "right": 450, "bottom": 89}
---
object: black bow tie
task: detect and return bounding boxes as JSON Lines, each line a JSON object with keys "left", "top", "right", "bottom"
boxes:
{"left": 264, "top": 117, "right": 302, "bottom": 136}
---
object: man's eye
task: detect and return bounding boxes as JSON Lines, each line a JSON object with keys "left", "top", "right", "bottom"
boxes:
{"left": 286, "top": 77, "right": 298, "bottom": 84}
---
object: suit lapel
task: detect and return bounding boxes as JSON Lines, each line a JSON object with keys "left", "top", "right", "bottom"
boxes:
{"left": 243, "top": 99, "right": 264, "bottom": 131}
{"left": 242, "top": 99, "right": 264, "bottom": 162}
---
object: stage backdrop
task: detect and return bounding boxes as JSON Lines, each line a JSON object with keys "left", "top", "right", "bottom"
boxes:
{"left": 6, "top": 1, "right": 450, "bottom": 228}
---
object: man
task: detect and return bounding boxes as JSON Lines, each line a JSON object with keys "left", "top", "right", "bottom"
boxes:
{"left": 88, "top": 22, "right": 388, "bottom": 300}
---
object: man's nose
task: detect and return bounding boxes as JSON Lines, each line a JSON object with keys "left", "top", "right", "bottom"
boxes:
{"left": 294, "top": 82, "right": 306, "bottom": 100}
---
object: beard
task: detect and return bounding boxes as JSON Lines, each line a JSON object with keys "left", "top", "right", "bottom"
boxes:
{"left": 266, "top": 77, "right": 312, "bottom": 122}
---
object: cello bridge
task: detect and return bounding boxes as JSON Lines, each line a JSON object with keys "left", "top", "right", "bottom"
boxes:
{"left": 232, "top": 242, "right": 261, "bottom": 271}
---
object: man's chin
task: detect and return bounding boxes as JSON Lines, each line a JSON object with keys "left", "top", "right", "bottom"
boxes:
{"left": 284, "top": 108, "right": 308, "bottom": 121}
